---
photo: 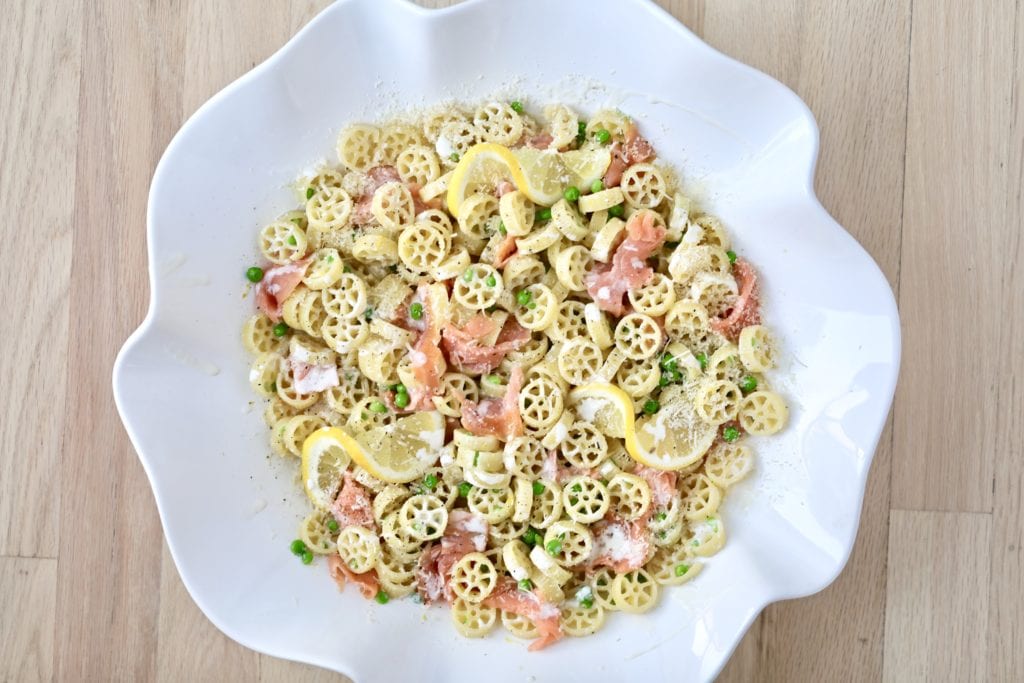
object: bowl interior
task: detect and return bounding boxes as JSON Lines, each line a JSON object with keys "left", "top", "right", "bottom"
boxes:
{"left": 115, "top": 0, "right": 900, "bottom": 680}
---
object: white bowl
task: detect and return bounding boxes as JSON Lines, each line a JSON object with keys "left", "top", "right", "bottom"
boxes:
{"left": 113, "top": 0, "right": 901, "bottom": 680}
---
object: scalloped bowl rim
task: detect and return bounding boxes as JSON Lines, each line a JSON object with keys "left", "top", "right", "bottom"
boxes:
{"left": 113, "top": 0, "right": 901, "bottom": 680}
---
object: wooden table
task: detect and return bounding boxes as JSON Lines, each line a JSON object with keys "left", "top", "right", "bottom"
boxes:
{"left": 2, "top": 1, "right": 1020, "bottom": 680}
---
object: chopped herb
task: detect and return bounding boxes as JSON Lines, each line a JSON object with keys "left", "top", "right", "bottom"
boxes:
{"left": 458, "top": 482, "right": 472, "bottom": 497}
{"left": 450, "top": 152, "right": 460, "bottom": 162}
{"left": 726, "top": 250, "right": 737, "bottom": 264}
{"left": 291, "top": 217, "right": 303, "bottom": 225}
{"left": 722, "top": 426, "right": 740, "bottom": 442}
{"left": 245, "top": 266, "right": 264, "bottom": 283}
{"left": 343, "top": 264, "right": 352, "bottom": 273}
{"left": 695, "top": 352, "right": 708, "bottom": 370}
{"left": 636, "top": 572, "right": 648, "bottom": 584}
{"left": 375, "top": 590, "right": 390, "bottom": 604}
{"left": 518, "top": 578, "right": 533, "bottom": 591}
{"left": 423, "top": 473, "right": 438, "bottom": 491}
{"left": 473, "top": 451, "right": 480, "bottom": 467}
{"left": 580, "top": 595, "right": 594, "bottom": 609}
{"left": 576, "top": 121, "right": 587, "bottom": 144}
{"left": 665, "top": 241, "right": 680, "bottom": 249}
{"left": 388, "top": 264, "right": 399, "bottom": 273}
{"left": 272, "top": 323, "right": 289, "bottom": 337}
{"left": 571, "top": 483, "right": 582, "bottom": 493}
{"left": 655, "top": 511, "right": 667, "bottom": 521}
{"left": 510, "top": 100, "right": 524, "bottom": 114}
{"left": 608, "top": 203, "right": 625, "bottom": 218}
{"left": 660, "top": 353, "right": 678, "bottom": 372}
{"left": 410, "top": 302, "right": 424, "bottom": 320}
{"left": 498, "top": 220, "right": 507, "bottom": 235}
{"left": 306, "top": 186, "right": 315, "bottom": 199}
{"left": 268, "top": 381, "right": 276, "bottom": 393}
{"left": 364, "top": 307, "right": 374, "bottom": 321}
{"left": 674, "top": 563, "right": 690, "bottom": 577}
{"left": 369, "top": 400, "right": 388, "bottom": 414}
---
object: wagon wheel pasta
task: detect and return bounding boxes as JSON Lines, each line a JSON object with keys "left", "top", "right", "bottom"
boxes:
{"left": 240, "top": 99, "right": 789, "bottom": 650}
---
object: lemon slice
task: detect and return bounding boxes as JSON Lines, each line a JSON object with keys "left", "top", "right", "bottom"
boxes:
{"left": 300, "top": 427, "right": 352, "bottom": 509}
{"left": 337, "top": 410, "right": 445, "bottom": 484}
{"left": 509, "top": 147, "right": 571, "bottom": 206}
{"left": 568, "top": 383, "right": 634, "bottom": 439}
{"left": 561, "top": 148, "right": 612, "bottom": 187}
{"left": 448, "top": 143, "right": 571, "bottom": 217}
{"left": 627, "top": 386, "right": 716, "bottom": 471}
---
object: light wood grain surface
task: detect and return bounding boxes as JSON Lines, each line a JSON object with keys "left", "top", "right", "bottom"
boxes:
{"left": 1, "top": 0, "right": 1020, "bottom": 680}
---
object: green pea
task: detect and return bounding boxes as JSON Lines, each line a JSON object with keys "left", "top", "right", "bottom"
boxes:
{"left": 545, "top": 538, "right": 562, "bottom": 556}
{"left": 343, "top": 264, "right": 352, "bottom": 273}
{"left": 608, "top": 204, "right": 625, "bottom": 218}
{"left": 658, "top": 373, "right": 671, "bottom": 387}
{"left": 516, "top": 289, "right": 532, "bottom": 306}
{"left": 498, "top": 221, "right": 507, "bottom": 235}
{"left": 563, "top": 186, "right": 580, "bottom": 202}
{"left": 394, "top": 391, "right": 410, "bottom": 409}
{"left": 659, "top": 353, "right": 677, "bottom": 372}
{"left": 675, "top": 564, "right": 690, "bottom": 577}
{"left": 245, "top": 266, "right": 264, "bottom": 283}
{"left": 723, "top": 426, "right": 740, "bottom": 442}
{"left": 272, "top": 323, "right": 289, "bottom": 337}
{"left": 369, "top": 400, "right": 388, "bottom": 414}
{"left": 518, "top": 578, "right": 533, "bottom": 591}
{"left": 458, "top": 482, "right": 472, "bottom": 497}
{"left": 287, "top": 235, "right": 297, "bottom": 246}
{"left": 485, "top": 275, "right": 497, "bottom": 287}
{"left": 450, "top": 152, "right": 460, "bottom": 162}
{"left": 306, "top": 187, "right": 315, "bottom": 199}
{"left": 590, "top": 179, "right": 604, "bottom": 193}
{"left": 571, "top": 483, "right": 582, "bottom": 493}
{"left": 510, "top": 100, "right": 524, "bottom": 114}
{"left": 410, "top": 302, "right": 423, "bottom": 320}
{"left": 536, "top": 207, "right": 552, "bottom": 222}
{"left": 740, "top": 375, "right": 758, "bottom": 392}
{"left": 463, "top": 269, "right": 474, "bottom": 282}
{"left": 727, "top": 250, "right": 737, "bottom": 264}
{"left": 695, "top": 352, "right": 708, "bottom": 370}
{"left": 595, "top": 128, "right": 611, "bottom": 144}
{"left": 655, "top": 511, "right": 667, "bottom": 521}
{"left": 533, "top": 481, "right": 545, "bottom": 496}
{"left": 290, "top": 539, "right": 307, "bottom": 556}
{"left": 643, "top": 399, "right": 660, "bottom": 415}
{"left": 327, "top": 519, "right": 339, "bottom": 532}
{"left": 580, "top": 596, "right": 594, "bottom": 609}
{"left": 423, "top": 473, "right": 438, "bottom": 490}
{"left": 526, "top": 301, "right": 536, "bottom": 310}
{"left": 300, "top": 550, "right": 314, "bottom": 565}
{"left": 375, "top": 590, "right": 390, "bottom": 604}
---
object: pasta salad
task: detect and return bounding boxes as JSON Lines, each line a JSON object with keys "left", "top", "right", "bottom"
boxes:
{"left": 241, "top": 100, "right": 787, "bottom": 650}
